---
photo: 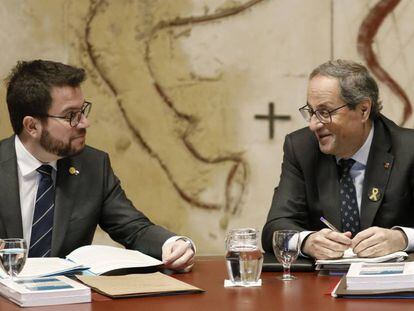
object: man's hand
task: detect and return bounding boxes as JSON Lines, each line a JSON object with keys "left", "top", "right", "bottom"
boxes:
{"left": 351, "top": 227, "right": 407, "bottom": 257}
{"left": 302, "top": 229, "right": 352, "bottom": 259}
{"left": 162, "top": 239, "right": 195, "bottom": 272}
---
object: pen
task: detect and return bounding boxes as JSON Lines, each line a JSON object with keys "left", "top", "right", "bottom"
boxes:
{"left": 320, "top": 216, "right": 341, "bottom": 232}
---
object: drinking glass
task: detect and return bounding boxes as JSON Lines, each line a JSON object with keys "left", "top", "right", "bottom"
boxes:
{"left": 225, "top": 228, "right": 263, "bottom": 285}
{"left": 272, "top": 230, "right": 299, "bottom": 281}
{"left": 0, "top": 238, "right": 27, "bottom": 280}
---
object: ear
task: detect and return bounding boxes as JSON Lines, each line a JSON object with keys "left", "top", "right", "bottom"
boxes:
{"left": 359, "top": 100, "right": 372, "bottom": 122}
{"left": 22, "top": 116, "right": 42, "bottom": 138}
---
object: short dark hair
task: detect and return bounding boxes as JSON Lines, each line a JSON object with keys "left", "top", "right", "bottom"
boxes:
{"left": 5, "top": 59, "right": 86, "bottom": 134}
{"left": 309, "top": 59, "right": 382, "bottom": 120}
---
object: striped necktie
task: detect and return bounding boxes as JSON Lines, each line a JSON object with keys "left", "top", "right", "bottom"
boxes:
{"left": 338, "top": 159, "right": 360, "bottom": 236}
{"left": 28, "top": 165, "right": 55, "bottom": 257}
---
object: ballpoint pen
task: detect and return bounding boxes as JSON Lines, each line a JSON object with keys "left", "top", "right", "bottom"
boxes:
{"left": 320, "top": 216, "right": 341, "bottom": 232}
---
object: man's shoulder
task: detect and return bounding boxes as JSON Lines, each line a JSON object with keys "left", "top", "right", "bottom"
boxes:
{"left": 0, "top": 135, "right": 16, "bottom": 162}
{"left": 285, "top": 126, "right": 317, "bottom": 146}
{"left": 379, "top": 115, "right": 414, "bottom": 142}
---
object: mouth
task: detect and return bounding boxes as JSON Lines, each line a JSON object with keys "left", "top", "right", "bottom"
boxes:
{"left": 72, "top": 134, "right": 86, "bottom": 141}
{"left": 72, "top": 130, "right": 87, "bottom": 141}
{"left": 316, "top": 132, "right": 332, "bottom": 143}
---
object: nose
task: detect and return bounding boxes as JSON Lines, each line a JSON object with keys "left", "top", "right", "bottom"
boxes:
{"left": 77, "top": 113, "right": 90, "bottom": 129}
{"left": 308, "top": 114, "right": 323, "bottom": 132}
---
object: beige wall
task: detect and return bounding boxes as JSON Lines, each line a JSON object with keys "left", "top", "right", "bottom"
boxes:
{"left": 0, "top": 0, "right": 413, "bottom": 254}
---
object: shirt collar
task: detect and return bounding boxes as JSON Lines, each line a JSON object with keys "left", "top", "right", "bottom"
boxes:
{"left": 15, "top": 136, "right": 57, "bottom": 177}
{"left": 336, "top": 124, "right": 374, "bottom": 166}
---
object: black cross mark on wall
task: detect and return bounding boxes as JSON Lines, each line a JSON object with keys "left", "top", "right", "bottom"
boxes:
{"left": 254, "top": 102, "right": 291, "bottom": 139}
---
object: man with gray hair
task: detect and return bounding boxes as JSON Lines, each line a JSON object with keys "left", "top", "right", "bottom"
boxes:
{"left": 262, "top": 59, "right": 414, "bottom": 259}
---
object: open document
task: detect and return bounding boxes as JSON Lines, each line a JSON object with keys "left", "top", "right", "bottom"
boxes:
{"left": 66, "top": 245, "right": 162, "bottom": 275}
{"left": 0, "top": 258, "right": 87, "bottom": 279}
{"left": 0, "top": 245, "right": 162, "bottom": 279}
{"left": 316, "top": 250, "right": 408, "bottom": 265}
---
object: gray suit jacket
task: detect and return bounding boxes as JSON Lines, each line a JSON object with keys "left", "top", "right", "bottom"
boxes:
{"left": 0, "top": 136, "right": 175, "bottom": 258}
{"left": 262, "top": 115, "right": 414, "bottom": 252}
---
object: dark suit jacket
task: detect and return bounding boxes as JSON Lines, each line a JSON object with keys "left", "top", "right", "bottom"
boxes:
{"left": 0, "top": 136, "right": 175, "bottom": 258}
{"left": 262, "top": 115, "right": 414, "bottom": 252}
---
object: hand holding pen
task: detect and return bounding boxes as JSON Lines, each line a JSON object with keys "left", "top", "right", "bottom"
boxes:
{"left": 301, "top": 217, "right": 352, "bottom": 259}
{"left": 319, "top": 217, "right": 340, "bottom": 232}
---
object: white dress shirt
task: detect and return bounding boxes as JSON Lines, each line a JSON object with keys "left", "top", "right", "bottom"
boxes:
{"left": 15, "top": 135, "right": 57, "bottom": 247}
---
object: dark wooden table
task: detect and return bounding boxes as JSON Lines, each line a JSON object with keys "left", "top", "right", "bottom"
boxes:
{"left": 1, "top": 256, "right": 413, "bottom": 311}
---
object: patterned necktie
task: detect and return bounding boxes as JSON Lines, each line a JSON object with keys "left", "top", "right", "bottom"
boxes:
{"left": 338, "top": 159, "right": 360, "bottom": 236}
{"left": 28, "top": 165, "right": 55, "bottom": 257}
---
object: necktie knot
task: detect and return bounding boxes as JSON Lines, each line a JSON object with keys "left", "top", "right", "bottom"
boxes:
{"left": 37, "top": 165, "right": 53, "bottom": 177}
{"left": 339, "top": 158, "right": 355, "bottom": 173}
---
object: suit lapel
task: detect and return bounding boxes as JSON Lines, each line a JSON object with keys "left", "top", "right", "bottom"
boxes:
{"left": 51, "top": 157, "right": 82, "bottom": 256}
{"left": 317, "top": 153, "right": 342, "bottom": 230}
{"left": 360, "top": 119, "right": 393, "bottom": 230}
{"left": 0, "top": 136, "right": 23, "bottom": 238}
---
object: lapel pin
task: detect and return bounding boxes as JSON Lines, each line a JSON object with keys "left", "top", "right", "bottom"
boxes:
{"left": 384, "top": 162, "right": 390, "bottom": 169}
{"left": 368, "top": 187, "right": 381, "bottom": 202}
{"left": 69, "top": 167, "right": 80, "bottom": 176}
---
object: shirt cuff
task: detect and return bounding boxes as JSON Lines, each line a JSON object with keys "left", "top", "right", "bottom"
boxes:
{"left": 163, "top": 236, "right": 197, "bottom": 253}
{"left": 392, "top": 226, "right": 414, "bottom": 252}
{"left": 297, "top": 231, "right": 314, "bottom": 257}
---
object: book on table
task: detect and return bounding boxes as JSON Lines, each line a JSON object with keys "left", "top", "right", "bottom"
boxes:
{"left": 331, "top": 261, "right": 414, "bottom": 298}
{"left": 331, "top": 276, "right": 414, "bottom": 298}
{"left": 346, "top": 261, "right": 414, "bottom": 290}
{"left": 0, "top": 245, "right": 163, "bottom": 279}
{"left": 0, "top": 275, "right": 91, "bottom": 307}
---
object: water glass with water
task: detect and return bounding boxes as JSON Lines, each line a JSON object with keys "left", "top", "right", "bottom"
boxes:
{"left": 225, "top": 228, "right": 263, "bottom": 285}
{"left": 0, "top": 238, "right": 27, "bottom": 279}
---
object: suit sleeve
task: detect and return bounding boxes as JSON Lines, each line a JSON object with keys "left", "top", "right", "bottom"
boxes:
{"left": 262, "top": 134, "right": 311, "bottom": 252}
{"left": 99, "top": 153, "right": 175, "bottom": 259}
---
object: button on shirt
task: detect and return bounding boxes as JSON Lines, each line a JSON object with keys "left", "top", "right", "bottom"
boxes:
{"left": 15, "top": 136, "right": 57, "bottom": 247}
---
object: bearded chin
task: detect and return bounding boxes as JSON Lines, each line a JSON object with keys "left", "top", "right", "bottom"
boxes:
{"left": 40, "top": 130, "right": 84, "bottom": 158}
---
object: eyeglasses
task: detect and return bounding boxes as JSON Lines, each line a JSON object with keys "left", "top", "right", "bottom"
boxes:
{"left": 42, "top": 101, "right": 92, "bottom": 127}
{"left": 298, "top": 103, "right": 348, "bottom": 124}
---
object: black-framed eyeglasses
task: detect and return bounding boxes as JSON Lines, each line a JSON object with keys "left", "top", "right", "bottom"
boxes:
{"left": 42, "top": 101, "right": 92, "bottom": 127}
{"left": 298, "top": 103, "right": 348, "bottom": 124}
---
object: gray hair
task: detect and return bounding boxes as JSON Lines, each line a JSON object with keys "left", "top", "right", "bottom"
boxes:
{"left": 309, "top": 59, "right": 382, "bottom": 120}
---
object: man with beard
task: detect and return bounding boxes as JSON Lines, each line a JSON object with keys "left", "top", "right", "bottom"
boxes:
{"left": 0, "top": 60, "right": 194, "bottom": 272}
{"left": 262, "top": 60, "right": 414, "bottom": 260}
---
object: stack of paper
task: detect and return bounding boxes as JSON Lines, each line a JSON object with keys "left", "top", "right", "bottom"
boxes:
{"left": 0, "top": 258, "right": 88, "bottom": 279}
{"left": 0, "top": 276, "right": 91, "bottom": 307}
{"left": 346, "top": 262, "right": 414, "bottom": 291}
{"left": 316, "top": 251, "right": 408, "bottom": 275}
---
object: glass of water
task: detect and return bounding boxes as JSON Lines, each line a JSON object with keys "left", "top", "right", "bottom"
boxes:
{"left": 225, "top": 228, "right": 263, "bottom": 285}
{"left": 272, "top": 230, "right": 299, "bottom": 281}
{"left": 0, "top": 239, "right": 27, "bottom": 280}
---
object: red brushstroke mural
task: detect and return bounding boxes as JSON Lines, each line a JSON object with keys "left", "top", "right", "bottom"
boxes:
{"left": 357, "top": 0, "right": 412, "bottom": 125}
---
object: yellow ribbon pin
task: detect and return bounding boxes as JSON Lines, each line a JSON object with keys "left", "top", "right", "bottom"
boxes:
{"left": 69, "top": 167, "right": 79, "bottom": 175}
{"left": 369, "top": 187, "right": 380, "bottom": 202}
